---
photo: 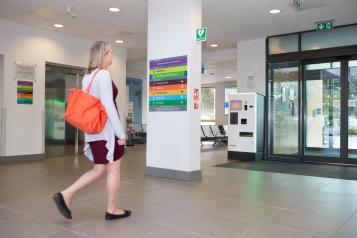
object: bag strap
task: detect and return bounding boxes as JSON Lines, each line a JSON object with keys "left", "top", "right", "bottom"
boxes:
{"left": 85, "top": 69, "right": 101, "bottom": 93}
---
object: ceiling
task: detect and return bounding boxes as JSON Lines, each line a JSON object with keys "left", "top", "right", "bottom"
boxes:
{"left": 1, "top": 0, "right": 357, "bottom": 83}
{"left": 202, "top": 60, "right": 237, "bottom": 85}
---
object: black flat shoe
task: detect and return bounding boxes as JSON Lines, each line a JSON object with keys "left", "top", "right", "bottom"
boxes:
{"left": 53, "top": 192, "right": 72, "bottom": 219}
{"left": 105, "top": 210, "right": 131, "bottom": 220}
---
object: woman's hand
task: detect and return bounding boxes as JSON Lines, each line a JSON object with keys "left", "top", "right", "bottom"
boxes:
{"left": 117, "top": 139, "right": 126, "bottom": 146}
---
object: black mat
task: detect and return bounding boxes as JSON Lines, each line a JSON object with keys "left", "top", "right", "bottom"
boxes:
{"left": 215, "top": 160, "right": 357, "bottom": 180}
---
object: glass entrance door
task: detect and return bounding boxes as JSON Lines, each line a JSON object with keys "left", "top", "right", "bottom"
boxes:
{"left": 304, "top": 62, "right": 341, "bottom": 157}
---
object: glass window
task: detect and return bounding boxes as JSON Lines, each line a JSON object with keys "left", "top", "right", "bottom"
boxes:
{"left": 302, "top": 25, "right": 357, "bottom": 51}
{"left": 269, "top": 34, "right": 298, "bottom": 54}
{"left": 269, "top": 63, "right": 299, "bottom": 156}
{"left": 224, "top": 86, "right": 237, "bottom": 115}
{"left": 201, "top": 87, "right": 215, "bottom": 121}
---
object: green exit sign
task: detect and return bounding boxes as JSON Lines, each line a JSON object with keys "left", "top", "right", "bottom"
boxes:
{"left": 196, "top": 27, "right": 207, "bottom": 42}
{"left": 293, "top": 0, "right": 301, "bottom": 8}
{"left": 317, "top": 21, "right": 333, "bottom": 31}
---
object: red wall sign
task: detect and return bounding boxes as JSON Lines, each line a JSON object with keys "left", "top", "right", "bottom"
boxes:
{"left": 193, "top": 88, "right": 199, "bottom": 109}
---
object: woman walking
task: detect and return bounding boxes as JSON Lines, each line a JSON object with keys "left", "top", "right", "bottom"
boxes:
{"left": 53, "top": 41, "right": 131, "bottom": 220}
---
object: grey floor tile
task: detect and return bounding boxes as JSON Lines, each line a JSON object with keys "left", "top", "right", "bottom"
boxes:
{"left": 238, "top": 223, "right": 327, "bottom": 238}
{"left": 70, "top": 217, "right": 162, "bottom": 238}
{"left": 36, "top": 230, "right": 89, "bottom": 238}
{"left": 129, "top": 201, "right": 202, "bottom": 227}
{"left": 265, "top": 210, "right": 349, "bottom": 236}
{"left": 136, "top": 227, "right": 211, "bottom": 238}
{"left": 333, "top": 219, "right": 357, "bottom": 238}
{"left": 0, "top": 206, "right": 24, "bottom": 221}
{"left": 2, "top": 195, "right": 55, "bottom": 216}
{"left": 162, "top": 193, "right": 232, "bottom": 213}
{"left": 319, "top": 180, "right": 357, "bottom": 195}
{"left": 173, "top": 213, "right": 256, "bottom": 238}
{"left": 0, "top": 217, "right": 61, "bottom": 238}
{"left": 32, "top": 204, "right": 103, "bottom": 229}
{"left": 293, "top": 200, "right": 357, "bottom": 219}
{"left": 211, "top": 201, "right": 282, "bottom": 223}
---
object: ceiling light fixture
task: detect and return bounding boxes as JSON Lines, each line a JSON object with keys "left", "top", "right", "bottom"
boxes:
{"left": 210, "top": 44, "right": 219, "bottom": 48}
{"left": 115, "top": 40, "right": 124, "bottom": 44}
{"left": 269, "top": 9, "right": 281, "bottom": 14}
{"left": 109, "top": 7, "right": 120, "bottom": 13}
{"left": 225, "top": 76, "right": 232, "bottom": 79}
{"left": 53, "top": 24, "right": 64, "bottom": 28}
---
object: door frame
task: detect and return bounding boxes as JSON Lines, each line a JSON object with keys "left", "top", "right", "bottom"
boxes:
{"left": 302, "top": 56, "right": 357, "bottom": 164}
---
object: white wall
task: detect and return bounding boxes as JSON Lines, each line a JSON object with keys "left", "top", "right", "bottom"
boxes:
{"left": 0, "top": 19, "right": 126, "bottom": 157}
{"left": 237, "top": 38, "right": 266, "bottom": 96}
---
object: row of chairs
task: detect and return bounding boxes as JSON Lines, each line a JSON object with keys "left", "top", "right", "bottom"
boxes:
{"left": 128, "top": 124, "right": 228, "bottom": 146}
{"left": 127, "top": 123, "right": 147, "bottom": 144}
{"left": 201, "top": 125, "right": 228, "bottom": 145}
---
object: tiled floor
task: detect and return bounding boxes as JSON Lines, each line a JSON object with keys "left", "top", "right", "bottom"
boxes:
{"left": 1, "top": 145, "right": 357, "bottom": 237}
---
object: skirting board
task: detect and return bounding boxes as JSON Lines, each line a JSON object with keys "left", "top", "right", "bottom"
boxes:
{"left": 0, "top": 154, "right": 45, "bottom": 163}
{"left": 145, "top": 166, "right": 202, "bottom": 181}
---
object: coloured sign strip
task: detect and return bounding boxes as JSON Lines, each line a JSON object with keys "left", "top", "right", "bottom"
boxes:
{"left": 150, "top": 71, "right": 187, "bottom": 80}
{"left": 150, "top": 84, "right": 187, "bottom": 91}
{"left": 150, "top": 78, "right": 187, "bottom": 87}
{"left": 150, "top": 100, "right": 187, "bottom": 106}
{"left": 150, "top": 65, "right": 187, "bottom": 75}
{"left": 150, "top": 94, "right": 187, "bottom": 101}
{"left": 150, "top": 89, "right": 187, "bottom": 96}
{"left": 17, "top": 81, "right": 33, "bottom": 104}
{"left": 149, "top": 55, "right": 187, "bottom": 112}
{"left": 150, "top": 56, "right": 187, "bottom": 69}
{"left": 150, "top": 106, "right": 187, "bottom": 112}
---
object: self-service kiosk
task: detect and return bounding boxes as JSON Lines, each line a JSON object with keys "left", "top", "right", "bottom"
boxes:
{"left": 228, "top": 92, "right": 264, "bottom": 161}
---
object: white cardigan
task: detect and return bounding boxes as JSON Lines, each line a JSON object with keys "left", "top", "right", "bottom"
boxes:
{"left": 81, "top": 69, "right": 125, "bottom": 163}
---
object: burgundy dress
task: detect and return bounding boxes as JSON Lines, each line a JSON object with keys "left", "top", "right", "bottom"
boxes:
{"left": 89, "top": 81, "right": 125, "bottom": 164}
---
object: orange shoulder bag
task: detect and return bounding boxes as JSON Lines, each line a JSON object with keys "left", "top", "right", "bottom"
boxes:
{"left": 64, "top": 69, "right": 107, "bottom": 134}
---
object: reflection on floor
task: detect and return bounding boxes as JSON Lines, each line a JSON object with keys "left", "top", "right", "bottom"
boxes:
{"left": 1, "top": 145, "right": 357, "bottom": 237}
{"left": 45, "top": 145, "right": 84, "bottom": 158}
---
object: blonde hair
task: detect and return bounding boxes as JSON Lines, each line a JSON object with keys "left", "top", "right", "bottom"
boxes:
{"left": 87, "top": 41, "right": 112, "bottom": 73}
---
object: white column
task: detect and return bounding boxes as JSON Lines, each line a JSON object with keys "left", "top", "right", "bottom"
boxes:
{"left": 146, "top": 0, "right": 202, "bottom": 181}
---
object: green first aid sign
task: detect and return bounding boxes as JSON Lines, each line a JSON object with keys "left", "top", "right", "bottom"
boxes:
{"left": 196, "top": 27, "right": 207, "bottom": 42}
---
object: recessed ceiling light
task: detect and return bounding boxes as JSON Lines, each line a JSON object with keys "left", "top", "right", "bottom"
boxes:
{"left": 53, "top": 24, "right": 63, "bottom": 28}
{"left": 109, "top": 7, "right": 120, "bottom": 12}
{"left": 269, "top": 9, "right": 281, "bottom": 14}
{"left": 115, "top": 40, "right": 124, "bottom": 44}
{"left": 225, "top": 76, "right": 232, "bottom": 79}
{"left": 210, "top": 44, "right": 219, "bottom": 48}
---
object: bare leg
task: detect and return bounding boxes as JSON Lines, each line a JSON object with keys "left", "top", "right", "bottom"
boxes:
{"left": 61, "top": 164, "right": 107, "bottom": 206}
{"left": 106, "top": 159, "right": 123, "bottom": 214}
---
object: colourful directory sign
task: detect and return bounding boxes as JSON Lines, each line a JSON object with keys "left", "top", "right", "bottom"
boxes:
{"left": 17, "top": 81, "right": 33, "bottom": 104}
{"left": 149, "top": 55, "right": 187, "bottom": 112}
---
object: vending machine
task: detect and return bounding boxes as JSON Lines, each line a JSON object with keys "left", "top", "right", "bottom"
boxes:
{"left": 228, "top": 92, "right": 264, "bottom": 161}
